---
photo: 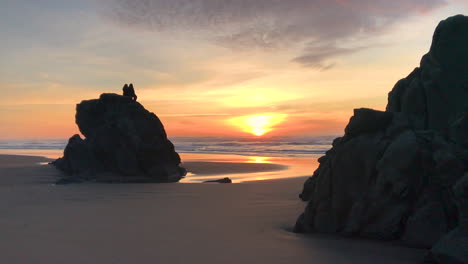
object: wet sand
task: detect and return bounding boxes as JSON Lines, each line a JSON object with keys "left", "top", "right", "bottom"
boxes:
{"left": 0, "top": 154, "right": 427, "bottom": 263}
{"left": 180, "top": 153, "right": 316, "bottom": 183}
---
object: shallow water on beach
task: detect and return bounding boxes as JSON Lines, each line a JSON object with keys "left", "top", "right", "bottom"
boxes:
{"left": 180, "top": 153, "right": 318, "bottom": 183}
{"left": 0, "top": 148, "right": 64, "bottom": 159}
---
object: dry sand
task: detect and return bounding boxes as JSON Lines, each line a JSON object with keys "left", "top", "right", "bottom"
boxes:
{"left": 0, "top": 154, "right": 427, "bottom": 263}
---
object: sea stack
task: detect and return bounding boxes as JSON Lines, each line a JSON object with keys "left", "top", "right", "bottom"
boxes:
{"left": 53, "top": 93, "right": 186, "bottom": 183}
{"left": 294, "top": 15, "right": 467, "bottom": 263}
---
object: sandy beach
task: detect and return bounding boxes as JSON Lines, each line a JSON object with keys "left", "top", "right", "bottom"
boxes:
{"left": 0, "top": 154, "right": 427, "bottom": 264}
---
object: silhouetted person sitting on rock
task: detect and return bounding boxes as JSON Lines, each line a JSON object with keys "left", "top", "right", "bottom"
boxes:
{"left": 122, "top": 83, "right": 137, "bottom": 101}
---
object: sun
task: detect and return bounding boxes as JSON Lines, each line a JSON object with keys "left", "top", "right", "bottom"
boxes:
{"left": 252, "top": 127, "right": 268, "bottom": 136}
{"left": 228, "top": 114, "right": 287, "bottom": 136}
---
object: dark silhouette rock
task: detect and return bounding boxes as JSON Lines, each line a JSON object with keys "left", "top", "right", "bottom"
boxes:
{"left": 295, "top": 14, "right": 468, "bottom": 258}
{"left": 428, "top": 173, "right": 468, "bottom": 263}
{"left": 344, "top": 108, "right": 393, "bottom": 136}
{"left": 53, "top": 93, "right": 185, "bottom": 183}
{"left": 204, "top": 177, "right": 232, "bottom": 183}
{"left": 386, "top": 15, "right": 468, "bottom": 131}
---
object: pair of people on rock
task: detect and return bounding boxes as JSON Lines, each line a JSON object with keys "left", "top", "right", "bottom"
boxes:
{"left": 122, "top": 83, "right": 137, "bottom": 101}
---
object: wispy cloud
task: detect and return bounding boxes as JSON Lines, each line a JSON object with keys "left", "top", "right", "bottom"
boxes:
{"left": 101, "top": 0, "right": 446, "bottom": 68}
{"left": 292, "top": 42, "right": 365, "bottom": 70}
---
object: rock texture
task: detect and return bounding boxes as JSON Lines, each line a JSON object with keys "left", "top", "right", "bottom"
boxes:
{"left": 295, "top": 15, "right": 467, "bottom": 263}
{"left": 203, "top": 177, "right": 232, "bottom": 183}
{"left": 53, "top": 93, "right": 185, "bottom": 183}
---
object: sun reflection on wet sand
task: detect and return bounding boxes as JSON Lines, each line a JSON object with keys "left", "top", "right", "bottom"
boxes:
{"left": 247, "top": 156, "right": 271, "bottom": 164}
{"left": 180, "top": 153, "right": 318, "bottom": 183}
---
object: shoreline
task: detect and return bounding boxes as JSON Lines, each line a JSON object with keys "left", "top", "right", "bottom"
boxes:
{"left": 0, "top": 152, "right": 318, "bottom": 183}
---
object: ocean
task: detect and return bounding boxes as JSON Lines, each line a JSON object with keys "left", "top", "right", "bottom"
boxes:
{"left": 0, "top": 136, "right": 336, "bottom": 159}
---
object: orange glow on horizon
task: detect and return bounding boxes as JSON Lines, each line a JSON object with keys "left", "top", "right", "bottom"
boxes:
{"left": 228, "top": 114, "right": 287, "bottom": 136}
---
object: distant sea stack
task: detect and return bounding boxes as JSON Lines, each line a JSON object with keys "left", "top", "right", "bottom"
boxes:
{"left": 53, "top": 93, "right": 186, "bottom": 183}
{"left": 294, "top": 15, "right": 467, "bottom": 263}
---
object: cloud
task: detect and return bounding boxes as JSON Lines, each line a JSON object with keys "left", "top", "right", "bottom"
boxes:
{"left": 101, "top": 0, "right": 445, "bottom": 68}
{"left": 292, "top": 42, "right": 364, "bottom": 70}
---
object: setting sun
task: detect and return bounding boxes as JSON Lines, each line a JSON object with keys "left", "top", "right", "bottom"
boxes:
{"left": 228, "top": 114, "right": 287, "bottom": 136}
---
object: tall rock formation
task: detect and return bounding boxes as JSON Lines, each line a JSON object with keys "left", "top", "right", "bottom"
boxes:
{"left": 53, "top": 93, "right": 186, "bottom": 183}
{"left": 294, "top": 15, "right": 467, "bottom": 263}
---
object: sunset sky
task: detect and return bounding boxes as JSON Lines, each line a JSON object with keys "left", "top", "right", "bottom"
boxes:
{"left": 1, "top": 0, "right": 467, "bottom": 139}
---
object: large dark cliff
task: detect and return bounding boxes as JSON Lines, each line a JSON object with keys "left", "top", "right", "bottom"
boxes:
{"left": 295, "top": 15, "right": 467, "bottom": 264}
